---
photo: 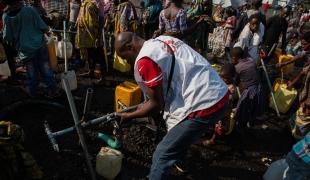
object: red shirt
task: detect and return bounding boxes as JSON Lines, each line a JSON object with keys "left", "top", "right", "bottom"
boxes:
{"left": 137, "top": 57, "right": 163, "bottom": 87}
{"left": 137, "top": 57, "right": 229, "bottom": 119}
{"left": 263, "top": 3, "right": 270, "bottom": 13}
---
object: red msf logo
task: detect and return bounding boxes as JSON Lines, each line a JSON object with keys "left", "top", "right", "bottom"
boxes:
{"left": 163, "top": 40, "right": 176, "bottom": 54}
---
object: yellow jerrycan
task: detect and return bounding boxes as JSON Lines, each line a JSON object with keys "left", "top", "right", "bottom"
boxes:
{"left": 115, "top": 81, "right": 142, "bottom": 111}
{"left": 46, "top": 35, "right": 58, "bottom": 71}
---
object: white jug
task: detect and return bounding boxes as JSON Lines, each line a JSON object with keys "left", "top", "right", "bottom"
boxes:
{"left": 96, "top": 147, "right": 123, "bottom": 180}
{"left": 57, "top": 40, "right": 73, "bottom": 59}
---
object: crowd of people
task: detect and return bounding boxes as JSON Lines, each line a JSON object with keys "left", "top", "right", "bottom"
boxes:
{"left": 0, "top": 0, "right": 309, "bottom": 179}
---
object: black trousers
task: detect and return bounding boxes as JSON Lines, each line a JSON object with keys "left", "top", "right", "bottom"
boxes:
{"left": 87, "top": 48, "right": 105, "bottom": 72}
{"left": 2, "top": 42, "right": 17, "bottom": 78}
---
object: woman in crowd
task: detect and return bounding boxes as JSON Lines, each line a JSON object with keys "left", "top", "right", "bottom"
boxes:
{"left": 153, "top": 0, "right": 187, "bottom": 39}
{"left": 76, "top": 0, "right": 105, "bottom": 79}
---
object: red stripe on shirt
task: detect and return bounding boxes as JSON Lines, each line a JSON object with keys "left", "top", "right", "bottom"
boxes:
{"left": 188, "top": 91, "right": 230, "bottom": 119}
{"left": 137, "top": 57, "right": 163, "bottom": 87}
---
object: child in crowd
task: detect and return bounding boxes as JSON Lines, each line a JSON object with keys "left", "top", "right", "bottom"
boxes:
{"left": 223, "top": 7, "right": 237, "bottom": 62}
{"left": 203, "top": 63, "right": 236, "bottom": 145}
{"left": 278, "top": 31, "right": 310, "bottom": 68}
{"left": 231, "top": 47, "right": 264, "bottom": 130}
{"left": 286, "top": 32, "right": 301, "bottom": 55}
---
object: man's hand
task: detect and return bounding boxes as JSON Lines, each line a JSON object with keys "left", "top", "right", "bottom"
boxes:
{"left": 259, "top": 49, "right": 267, "bottom": 59}
{"left": 115, "top": 112, "right": 131, "bottom": 122}
{"left": 286, "top": 80, "right": 293, "bottom": 89}
{"left": 197, "top": 15, "right": 208, "bottom": 24}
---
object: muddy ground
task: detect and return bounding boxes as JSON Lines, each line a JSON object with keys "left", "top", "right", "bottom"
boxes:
{"left": 0, "top": 74, "right": 295, "bottom": 180}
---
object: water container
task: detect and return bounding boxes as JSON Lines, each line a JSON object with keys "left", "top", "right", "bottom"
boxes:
{"left": 274, "top": 48, "right": 282, "bottom": 60}
{"left": 115, "top": 81, "right": 142, "bottom": 111}
{"left": 61, "top": 70, "right": 77, "bottom": 90}
{"left": 269, "top": 78, "right": 297, "bottom": 113}
{"left": 211, "top": 64, "right": 221, "bottom": 74}
{"left": 57, "top": 40, "right": 73, "bottom": 59}
{"left": 278, "top": 54, "right": 294, "bottom": 75}
{"left": 96, "top": 147, "right": 123, "bottom": 180}
{"left": 46, "top": 36, "right": 58, "bottom": 71}
{"left": 113, "top": 52, "right": 131, "bottom": 73}
{"left": 225, "top": 112, "right": 235, "bottom": 135}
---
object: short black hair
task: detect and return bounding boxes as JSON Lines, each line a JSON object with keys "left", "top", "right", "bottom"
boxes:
{"left": 251, "top": 0, "right": 262, "bottom": 9}
{"left": 231, "top": 47, "right": 244, "bottom": 59}
{"left": 301, "top": 31, "right": 310, "bottom": 43}
{"left": 1, "top": 0, "right": 20, "bottom": 5}
{"left": 171, "top": 0, "right": 183, "bottom": 8}
{"left": 225, "top": 7, "right": 236, "bottom": 17}
{"left": 249, "top": 13, "right": 261, "bottom": 22}
{"left": 221, "top": 63, "right": 236, "bottom": 77}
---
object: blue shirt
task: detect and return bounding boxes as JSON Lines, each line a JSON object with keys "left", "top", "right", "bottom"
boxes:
{"left": 293, "top": 132, "right": 310, "bottom": 164}
{"left": 3, "top": 6, "right": 48, "bottom": 60}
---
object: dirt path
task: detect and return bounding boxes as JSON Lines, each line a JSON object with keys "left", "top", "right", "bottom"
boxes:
{"left": 0, "top": 84, "right": 294, "bottom": 180}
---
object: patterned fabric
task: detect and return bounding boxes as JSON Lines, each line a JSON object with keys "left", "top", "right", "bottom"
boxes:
{"left": 114, "top": 1, "right": 137, "bottom": 35}
{"left": 158, "top": 8, "right": 187, "bottom": 33}
{"left": 94, "top": 0, "right": 105, "bottom": 17}
{"left": 24, "top": 0, "right": 47, "bottom": 16}
{"left": 103, "top": 0, "right": 114, "bottom": 17}
{"left": 41, "top": 0, "right": 68, "bottom": 16}
{"left": 75, "top": 0, "right": 99, "bottom": 49}
{"left": 208, "top": 26, "right": 225, "bottom": 58}
{"left": 292, "top": 132, "right": 310, "bottom": 164}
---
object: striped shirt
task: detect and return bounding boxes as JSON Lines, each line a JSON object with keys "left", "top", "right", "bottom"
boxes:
{"left": 41, "top": 0, "right": 68, "bottom": 16}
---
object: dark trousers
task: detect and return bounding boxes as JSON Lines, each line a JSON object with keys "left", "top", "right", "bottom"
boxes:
{"left": 2, "top": 42, "right": 17, "bottom": 79}
{"left": 149, "top": 104, "right": 228, "bottom": 180}
{"left": 24, "top": 45, "right": 56, "bottom": 96}
{"left": 87, "top": 48, "right": 105, "bottom": 73}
